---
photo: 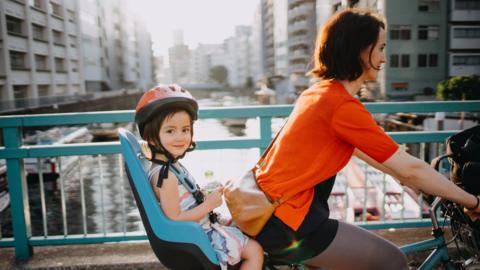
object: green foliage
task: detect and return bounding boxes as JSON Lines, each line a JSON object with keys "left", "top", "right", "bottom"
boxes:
{"left": 436, "top": 75, "right": 480, "bottom": 100}
{"left": 209, "top": 65, "right": 228, "bottom": 84}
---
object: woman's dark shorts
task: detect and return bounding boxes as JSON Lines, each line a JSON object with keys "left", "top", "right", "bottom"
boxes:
{"left": 256, "top": 176, "right": 339, "bottom": 264}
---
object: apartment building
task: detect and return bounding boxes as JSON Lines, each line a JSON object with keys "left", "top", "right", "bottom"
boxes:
{"left": 0, "top": 0, "right": 155, "bottom": 108}
{"left": 287, "top": 0, "right": 316, "bottom": 93}
{"left": 261, "top": 0, "right": 275, "bottom": 77}
{"left": 80, "top": 0, "right": 154, "bottom": 92}
{"left": 250, "top": 4, "right": 264, "bottom": 83}
{"left": 226, "top": 26, "right": 252, "bottom": 87}
{"left": 381, "top": 0, "right": 447, "bottom": 100}
{"left": 448, "top": 0, "right": 480, "bottom": 77}
{"left": 1, "top": 0, "right": 85, "bottom": 102}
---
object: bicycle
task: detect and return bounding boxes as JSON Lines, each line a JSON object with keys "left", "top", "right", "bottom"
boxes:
{"left": 400, "top": 154, "right": 480, "bottom": 270}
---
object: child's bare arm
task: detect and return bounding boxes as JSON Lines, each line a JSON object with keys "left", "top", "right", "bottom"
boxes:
{"left": 153, "top": 172, "right": 223, "bottom": 222}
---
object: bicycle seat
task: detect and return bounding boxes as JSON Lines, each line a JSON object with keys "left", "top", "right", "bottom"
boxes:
{"left": 118, "top": 128, "right": 220, "bottom": 270}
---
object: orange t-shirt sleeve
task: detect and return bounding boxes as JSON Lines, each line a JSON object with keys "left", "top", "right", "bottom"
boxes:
{"left": 332, "top": 100, "right": 399, "bottom": 163}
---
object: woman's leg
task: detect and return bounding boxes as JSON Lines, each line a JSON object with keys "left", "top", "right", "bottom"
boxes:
{"left": 240, "top": 239, "right": 264, "bottom": 270}
{"left": 305, "top": 221, "right": 408, "bottom": 270}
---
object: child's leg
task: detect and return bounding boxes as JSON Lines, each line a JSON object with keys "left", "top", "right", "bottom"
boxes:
{"left": 240, "top": 239, "right": 264, "bottom": 270}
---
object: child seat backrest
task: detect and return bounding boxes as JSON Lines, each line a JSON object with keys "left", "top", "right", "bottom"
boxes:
{"left": 118, "top": 128, "right": 220, "bottom": 270}
{"left": 446, "top": 125, "right": 480, "bottom": 195}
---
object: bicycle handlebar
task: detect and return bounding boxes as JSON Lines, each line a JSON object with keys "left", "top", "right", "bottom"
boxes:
{"left": 429, "top": 197, "right": 444, "bottom": 230}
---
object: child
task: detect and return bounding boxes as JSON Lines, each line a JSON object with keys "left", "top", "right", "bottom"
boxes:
{"left": 135, "top": 84, "right": 264, "bottom": 270}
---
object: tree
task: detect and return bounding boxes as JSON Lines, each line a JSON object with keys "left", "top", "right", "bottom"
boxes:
{"left": 209, "top": 65, "right": 228, "bottom": 84}
{"left": 436, "top": 75, "right": 480, "bottom": 101}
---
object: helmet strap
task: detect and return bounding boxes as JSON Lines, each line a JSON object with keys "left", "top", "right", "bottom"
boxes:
{"left": 147, "top": 141, "right": 196, "bottom": 187}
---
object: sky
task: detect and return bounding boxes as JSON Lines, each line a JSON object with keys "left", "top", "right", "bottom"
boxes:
{"left": 129, "top": 0, "right": 260, "bottom": 58}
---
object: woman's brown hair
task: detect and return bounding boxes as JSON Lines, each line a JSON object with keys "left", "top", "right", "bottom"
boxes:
{"left": 309, "top": 8, "right": 385, "bottom": 81}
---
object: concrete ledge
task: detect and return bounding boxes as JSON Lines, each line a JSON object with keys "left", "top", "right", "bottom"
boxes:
{"left": 0, "top": 228, "right": 477, "bottom": 269}
{"left": 0, "top": 242, "right": 167, "bottom": 270}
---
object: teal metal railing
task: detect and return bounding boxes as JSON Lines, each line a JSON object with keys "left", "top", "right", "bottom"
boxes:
{"left": 0, "top": 101, "right": 479, "bottom": 260}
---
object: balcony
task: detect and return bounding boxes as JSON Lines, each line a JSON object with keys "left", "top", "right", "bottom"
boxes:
{"left": 0, "top": 101, "right": 479, "bottom": 262}
{"left": 288, "top": 20, "right": 309, "bottom": 34}
{"left": 289, "top": 62, "right": 308, "bottom": 74}
{"left": 288, "top": 2, "right": 315, "bottom": 21}
{"left": 288, "top": 35, "right": 310, "bottom": 49}
{"left": 289, "top": 49, "right": 309, "bottom": 62}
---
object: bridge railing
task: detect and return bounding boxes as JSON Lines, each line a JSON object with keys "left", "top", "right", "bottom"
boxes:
{"left": 0, "top": 101, "right": 479, "bottom": 260}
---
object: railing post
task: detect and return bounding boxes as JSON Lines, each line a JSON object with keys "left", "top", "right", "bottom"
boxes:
{"left": 3, "top": 127, "right": 33, "bottom": 260}
{"left": 259, "top": 116, "right": 272, "bottom": 155}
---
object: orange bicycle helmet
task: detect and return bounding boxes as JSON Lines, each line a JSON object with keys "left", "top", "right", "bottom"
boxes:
{"left": 135, "top": 84, "right": 198, "bottom": 137}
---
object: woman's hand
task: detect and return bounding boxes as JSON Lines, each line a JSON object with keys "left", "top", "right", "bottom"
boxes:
{"left": 465, "top": 195, "right": 480, "bottom": 220}
{"left": 140, "top": 141, "right": 153, "bottom": 160}
{"left": 204, "top": 187, "right": 224, "bottom": 210}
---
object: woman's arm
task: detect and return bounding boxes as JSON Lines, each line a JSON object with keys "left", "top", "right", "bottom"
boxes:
{"left": 380, "top": 148, "right": 479, "bottom": 210}
{"left": 152, "top": 171, "right": 222, "bottom": 222}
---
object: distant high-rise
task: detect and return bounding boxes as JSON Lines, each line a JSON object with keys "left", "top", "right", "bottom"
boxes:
{"left": 287, "top": 0, "right": 317, "bottom": 94}
{"left": 81, "top": 0, "right": 155, "bottom": 92}
{"left": 226, "top": 26, "right": 252, "bottom": 87}
{"left": 169, "top": 30, "right": 191, "bottom": 84}
{"left": 261, "top": 0, "right": 275, "bottom": 77}
{"left": 173, "top": 29, "right": 184, "bottom": 46}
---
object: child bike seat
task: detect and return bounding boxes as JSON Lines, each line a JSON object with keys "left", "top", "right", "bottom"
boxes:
{"left": 118, "top": 128, "right": 220, "bottom": 270}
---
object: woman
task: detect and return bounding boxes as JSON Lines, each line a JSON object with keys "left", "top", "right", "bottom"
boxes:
{"left": 254, "top": 8, "right": 480, "bottom": 270}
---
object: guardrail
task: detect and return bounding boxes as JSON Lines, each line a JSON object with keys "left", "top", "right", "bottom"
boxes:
{"left": 0, "top": 101, "right": 479, "bottom": 260}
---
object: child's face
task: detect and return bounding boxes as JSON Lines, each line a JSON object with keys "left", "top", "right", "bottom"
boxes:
{"left": 158, "top": 111, "right": 192, "bottom": 158}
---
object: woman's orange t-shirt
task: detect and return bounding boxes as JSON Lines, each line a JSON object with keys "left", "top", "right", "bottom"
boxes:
{"left": 256, "top": 80, "right": 399, "bottom": 231}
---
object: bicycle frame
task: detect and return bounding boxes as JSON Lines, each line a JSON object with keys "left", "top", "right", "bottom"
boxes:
{"left": 400, "top": 197, "right": 456, "bottom": 270}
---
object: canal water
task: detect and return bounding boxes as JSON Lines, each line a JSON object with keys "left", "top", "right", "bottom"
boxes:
{"left": 0, "top": 113, "right": 285, "bottom": 238}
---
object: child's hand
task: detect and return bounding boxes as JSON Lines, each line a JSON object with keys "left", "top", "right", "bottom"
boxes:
{"left": 140, "top": 141, "right": 153, "bottom": 160}
{"left": 204, "top": 187, "right": 223, "bottom": 210}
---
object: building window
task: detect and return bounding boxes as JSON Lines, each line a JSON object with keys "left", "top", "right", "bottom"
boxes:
{"left": 455, "top": 0, "right": 480, "bottom": 10}
{"left": 454, "top": 27, "right": 480, "bottom": 38}
{"left": 32, "top": 24, "right": 45, "bottom": 41}
{"left": 10, "top": 51, "right": 27, "bottom": 70}
{"left": 392, "top": 82, "right": 409, "bottom": 91}
{"left": 13, "top": 85, "right": 28, "bottom": 99}
{"left": 418, "top": 54, "right": 438, "bottom": 67}
{"left": 390, "top": 25, "right": 411, "bottom": 40}
{"left": 54, "top": 57, "right": 65, "bottom": 72}
{"left": 38, "top": 85, "right": 49, "bottom": 97}
{"left": 418, "top": 25, "right": 439, "bottom": 40}
{"left": 418, "top": 54, "right": 427, "bottom": 67}
{"left": 401, "top": 54, "right": 410, "bottom": 67}
{"left": 429, "top": 54, "right": 438, "bottom": 67}
{"left": 35, "top": 54, "right": 48, "bottom": 70}
{"left": 50, "top": 2, "right": 63, "bottom": 17}
{"left": 56, "top": 84, "right": 67, "bottom": 95}
{"left": 30, "top": 0, "right": 44, "bottom": 10}
{"left": 390, "top": 54, "right": 399, "bottom": 67}
{"left": 453, "top": 55, "right": 480, "bottom": 65}
{"left": 70, "top": 59, "right": 78, "bottom": 72}
{"left": 69, "top": 34, "right": 77, "bottom": 48}
{"left": 6, "top": 15, "right": 24, "bottom": 36}
{"left": 67, "top": 10, "right": 75, "bottom": 23}
{"left": 418, "top": 0, "right": 440, "bottom": 11}
{"left": 52, "top": 30, "right": 64, "bottom": 45}
{"left": 389, "top": 54, "right": 409, "bottom": 68}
